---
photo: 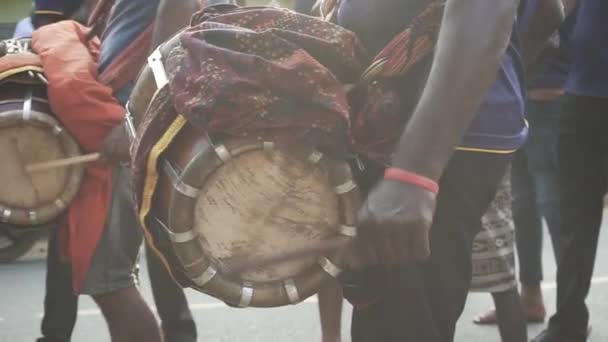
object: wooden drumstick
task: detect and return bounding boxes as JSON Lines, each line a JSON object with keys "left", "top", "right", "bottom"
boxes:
{"left": 26, "top": 153, "right": 101, "bottom": 173}
{"left": 223, "top": 236, "right": 353, "bottom": 276}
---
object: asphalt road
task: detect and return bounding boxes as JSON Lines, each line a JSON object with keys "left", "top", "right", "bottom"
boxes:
{"left": 2, "top": 215, "right": 608, "bottom": 342}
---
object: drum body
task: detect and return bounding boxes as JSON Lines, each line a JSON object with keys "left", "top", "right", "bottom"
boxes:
{"left": 130, "top": 37, "right": 360, "bottom": 307}
{"left": 0, "top": 39, "right": 83, "bottom": 226}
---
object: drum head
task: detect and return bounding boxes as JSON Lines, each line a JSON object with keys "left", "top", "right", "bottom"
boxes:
{"left": 0, "top": 123, "right": 69, "bottom": 208}
{"left": 0, "top": 107, "right": 83, "bottom": 225}
{"left": 195, "top": 148, "right": 339, "bottom": 283}
{"left": 158, "top": 132, "right": 360, "bottom": 307}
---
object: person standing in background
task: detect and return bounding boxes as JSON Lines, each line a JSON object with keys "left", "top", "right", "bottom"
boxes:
{"left": 471, "top": 172, "right": 528, "bottom": 342}
{"left": 533, "top": 0, "right": 608, "bottom": 341}
{"left": 473, "top": 0, "right": 578, "bottom": 326}
{"left": 512, "top": 0, "right": 577, "bottom": 324}
{"left": 33, "top": 0, "right": 200, "bottom": 341}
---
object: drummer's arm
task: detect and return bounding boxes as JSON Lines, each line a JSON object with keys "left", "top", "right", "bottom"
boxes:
{"left": 390, "top": 0, "right": 519, "bottom": 180}
{"left": 151, "top": 0, "right": 200, "bottom": 50}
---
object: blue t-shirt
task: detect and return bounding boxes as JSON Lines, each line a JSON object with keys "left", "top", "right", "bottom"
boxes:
{"left": 565, "top": 0, "right": 608, "bottom": 98}
{"left": 337, "top": 0, "right": 527, "bottom": 153}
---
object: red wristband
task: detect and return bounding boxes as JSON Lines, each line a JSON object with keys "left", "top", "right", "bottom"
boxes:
{"left": 383, "top": 168, "right": 439, "bottom": 194}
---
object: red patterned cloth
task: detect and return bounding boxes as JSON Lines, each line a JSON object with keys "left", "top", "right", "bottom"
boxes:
{"left": 172, "top": 6, "right": 367, "bottom": 149}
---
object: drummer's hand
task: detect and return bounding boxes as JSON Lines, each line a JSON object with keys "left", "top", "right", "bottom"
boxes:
{"left": 100, "top": 125, "right": 131, "bottom": 165}
{"left": 356, "top": 180, "right": 436, "bottom": 266}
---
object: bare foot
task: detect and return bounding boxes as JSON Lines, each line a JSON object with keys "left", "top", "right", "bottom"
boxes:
{"left": 520, "top": 285, "right": 546, "bottom": 323}
{"left": 473, "top": 286, "right": 546, "bottom": 325}
{"left": 473, "top": 309, "right": 499, "bottom": 325}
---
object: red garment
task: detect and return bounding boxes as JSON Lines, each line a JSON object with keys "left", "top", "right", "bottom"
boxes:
{"left": 32, "top": 21, "right": 125, "bottom": 293}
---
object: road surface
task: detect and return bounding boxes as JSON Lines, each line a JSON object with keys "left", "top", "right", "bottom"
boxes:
{"left": 2, "top": 215, "right": 608, "bottom": 342}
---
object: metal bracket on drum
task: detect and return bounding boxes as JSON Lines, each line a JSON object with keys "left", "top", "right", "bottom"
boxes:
{"left": 54, "top": 199, "right": 66, "bottom": 210}
{"left": 239, "top": 282, "right": 254, "bottom": 308}
{"left": 307, "top": 150, "right": 324, "bottom": 164}
{"left": 334, "top": 180, "right": 357, "bottom": 195}
{"left": 162, "top": 161, "right": 200, "bottom": 198}
{"left": 148, "top": 48, "right": 169, "bottom": 89}
{"left": 22, "top": 88, "right": 33, "bottom": 121}
{"left": 319, "top": 257, "right": 342, "bottom": 278}
{"left": 339, "top": 225, "right": 357, "bottom": 237}
{"left": 153, "top": 217, "right": 199, "bottom": 244}
{"left": 36, "top": 73, "right": 49, "bottom": 84}
{"left": 124, "top": 102, "right": 137, "bottom": 143}
{"left": 168, "top": 229, "right": 198, "bottom": 244}
{"left": 52, "top": 125, "right": 64, "bottom": 136}
{"left": 283, "top": 279, "right": 301, "bottom": 304}
{"left": 2, "top": 209, "right": 11, "bottom": 220}
{"left": 192, "top": 264, "right": 218, "bottom": 287}
{"left": 28, "top": 211, "right": 38, "bottom": 222}
{"left": 213, "top": 144, "right": 232, "bottom": 163}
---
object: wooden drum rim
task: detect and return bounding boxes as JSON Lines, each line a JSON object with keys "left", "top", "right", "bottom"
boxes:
{"left": 161, "top": 136, "right": 359, "bottom": 308}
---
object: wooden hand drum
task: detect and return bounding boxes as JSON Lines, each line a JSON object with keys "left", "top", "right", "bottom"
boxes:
{"left": 129, "top": 37, "right": 360, "bottom": 307}
{"left": 0, "top": 39, "right": 83, "bottom": 226}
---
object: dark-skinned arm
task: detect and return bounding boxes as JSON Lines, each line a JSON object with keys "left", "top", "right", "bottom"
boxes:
{"left": 356, "top": 0, "right": 521, "bottom": 265}
{"left": 393, "top": 0, "right": 519, "bottom": 179}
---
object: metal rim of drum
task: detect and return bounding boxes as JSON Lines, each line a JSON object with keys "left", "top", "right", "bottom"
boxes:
{"left": 0, "top": 107, "right": 83, "bottom": 225}
{"left": 164, "top": 136, "right": 359, "bottom": 308}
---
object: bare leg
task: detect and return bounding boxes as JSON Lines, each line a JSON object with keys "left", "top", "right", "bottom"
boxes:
{"left": 93, "top": 286, "right": 163, "bottom": 342}
{"left": 318, "top": 280, "right": 343, "bottom": 342}
{"left": 493, "top": 288, "right": 527, "bottom": 342}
